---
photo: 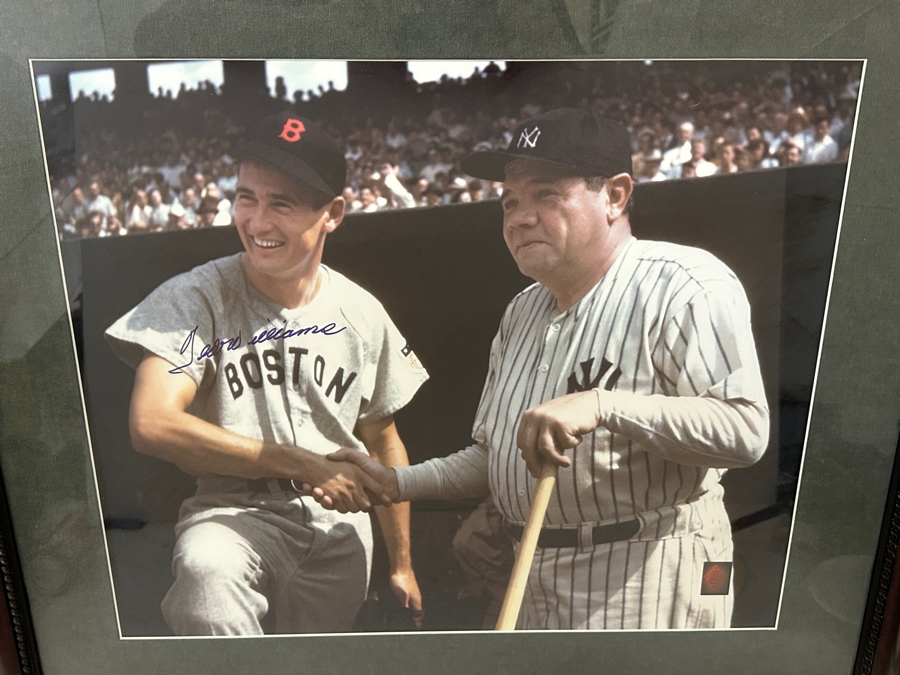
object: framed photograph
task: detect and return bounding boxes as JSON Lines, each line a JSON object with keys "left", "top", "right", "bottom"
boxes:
{"left": 1, "top": 3, "right": 899, "bottom": 675}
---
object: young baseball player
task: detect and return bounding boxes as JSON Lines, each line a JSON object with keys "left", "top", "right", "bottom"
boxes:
{"left": 106, "top": 112, "right": 427, "bottom": 635}
{"left": 311, "top": 108, "right": 770, "bottom": 630}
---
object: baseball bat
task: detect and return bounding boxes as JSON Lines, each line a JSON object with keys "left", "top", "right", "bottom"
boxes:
{"left": 495, "top": 461, "right": 559, "bottom": 631}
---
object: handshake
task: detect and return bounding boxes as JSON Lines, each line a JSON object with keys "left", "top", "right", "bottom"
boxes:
{"left": 298, "top": 448, "right": 401, "bottom": 514}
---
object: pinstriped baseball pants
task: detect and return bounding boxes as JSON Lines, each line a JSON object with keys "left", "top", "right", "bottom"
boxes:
{"left": 520, "top": 526, "right": 733, "bottom": 630}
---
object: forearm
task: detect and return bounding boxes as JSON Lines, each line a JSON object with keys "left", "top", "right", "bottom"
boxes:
{"left": 363, "top": 418, "right": 413, "bottom": 569}
{"left": 596, "top": 389, "right": 769, "bottom": 468}
{"left": 394, "top": 444, "right": 491, "bottom": 502}
{"left": 374, "top": 502, "right": 413, "bottom": 572}
{"left": 130, "top": 405, "right": 316, "bottom": 479}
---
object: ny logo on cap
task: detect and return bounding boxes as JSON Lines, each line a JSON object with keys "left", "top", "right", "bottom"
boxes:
{"left": 279, "top": 118, "right": 306, "bottom": 143}
{"left": 517, "top": 126, "right": 541, "bottom": 149}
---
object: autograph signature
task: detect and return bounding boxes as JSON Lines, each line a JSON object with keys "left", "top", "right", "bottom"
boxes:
{"left": 168, "top": 321, "right": 346, "bottom": 375}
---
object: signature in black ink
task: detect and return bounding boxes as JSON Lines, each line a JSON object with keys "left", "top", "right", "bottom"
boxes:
{"left": 169, "top": 326, "right": 243, "bottom": 375}
{"left": 248, "top": 320, "right": 346, "bottom": 345}
{"left": 169, "top": 321, "right": 346, "bottom": 375}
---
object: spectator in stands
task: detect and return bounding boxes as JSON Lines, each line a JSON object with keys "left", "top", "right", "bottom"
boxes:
{"left": 216, "top": 161, "right": 238, "bottom": 198}
{"left": 75, "top": 212, "right": 102, "bottom": 238}
{"left": 419, "top": 148, "right": 453, "bottom": 184}
{"left": 423, "top": 184, "right": 445, "bottom": 207}
{"left": 767, "top": 112, "right": 790, "bottom": 156}
{"left": 52, "top": 176, "right": 72, "bottom": 213}
{"left": 148, "top": 189, "right": 170, "bottom": 231}
{"left": 486, "top": 181, "right": 503, "bottom": 201}
{"left": 85, "top": 181, "right": 118, "bottom": 229}
{"left": 783, "top": 142, "right": 804, "bottom": 167}
{"left": 735, "top": 146, "right": 753, "bottom": 172}
{"left": 410, "top": 178, "right": 430, "bottom": 207}
{"left": 832, "top": 95, "right": 856, "bottom": 155}
{"left": 156, "top": 179, "right": 178, "bottom": 206}
{"left": 803, "top": 116, "right": 839, "bottom": 164}
{"left": 196, "top": 196, "right": 220, "bottom": 227}
{"left": 716, "top": 142, "right": 740, "bottom": 175}
{"left": 193, "top": 172, "right": 207, "bottom": 197}
{"left": 126, "top": 190, "right": 151, "bottom": 231}
{"left": 680, "top": 161, "right": 697, "bottom": 179}
{"left": 690, "top": 138, "right": 718, "bottom": 177}
{"left": 177, "top": 189, "right": 197, "bottom": 227}
{"left": 631, "top": 129, "right": 659, "bottom": 179}
{"left": 785, "top": 110, "right": 811, "bottom": 152}
{"left": 182, "top": 186, "right": 200, "bottom": 213}
{"left": 342, "top": 186, "right": 362, "bottom": 213}
{"left": 744, "top": 125, "right": 762, "bottom": 145}
{"left": 745, "top": 139, "right": 780, "bottom": 170}
{"left": 166, "top": 202, "right": 188, "bottom": 231}
{"left": 635, "top": 149, "right": 665, "bottom": 183}
{"left": 345, "top": 135, "right": 364, "bottom": 162}
{"left": 467, "top": 180, "right": 485, "bottom": 202}
{"left": 57, "top": 185, "right": 88, "bottom": 228}
{"left": 660, "top": 121, "right": 693, "bottom": 179}
{"left": 359, "top": 185, "right": 380, "bottom": 213}
{"left": 447, "top": 176, "right": 470, "bottom": 203}
{"left": 106, "top": 214, "right": 127, "bottom": 237}
{"left": 159, "top": 153, "right": 186, "bottom": 187}
{"left": 385, "top": 121, "right": 407, "bottom": 151}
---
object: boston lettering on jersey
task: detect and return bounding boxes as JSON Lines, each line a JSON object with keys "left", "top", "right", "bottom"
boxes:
{"left": 566, "top": 356, "right": 622, "bottom": 394}
{"left": 224, "top": 347, "right": 356, "bottom": 403}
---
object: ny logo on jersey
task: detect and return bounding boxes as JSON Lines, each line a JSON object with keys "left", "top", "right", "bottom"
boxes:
{"left": 516, "top": 126, "right": 541, "bottom": 149}
{"left": 566, "top": 357, "right": 622, "bottom": 394}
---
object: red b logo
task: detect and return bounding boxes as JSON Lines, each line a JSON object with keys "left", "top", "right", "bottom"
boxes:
{"left": 279, "top": 118, "right": 305, "bottom": 143}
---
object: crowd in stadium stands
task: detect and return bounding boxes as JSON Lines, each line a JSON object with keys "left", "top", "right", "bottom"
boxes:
{"left": 44, "top": 60, "right": 860, "bottom": 239}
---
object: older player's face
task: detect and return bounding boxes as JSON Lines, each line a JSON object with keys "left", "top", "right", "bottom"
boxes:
{"left": 234, "top": 159, "right": 342, "bottom": 283}
{"left": 500, "top": 161, "right": 619, "bottom": 290}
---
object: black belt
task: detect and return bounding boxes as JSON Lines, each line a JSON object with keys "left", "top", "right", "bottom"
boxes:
{"left": 245, "top": 478, "right": 300, "bottom": 493}
{"left": 505, "top": 519, "right": 641, "bottom": 548}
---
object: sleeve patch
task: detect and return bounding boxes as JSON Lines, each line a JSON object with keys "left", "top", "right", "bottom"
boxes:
{"left": 400, "top": 342, "right": 424, "bottom": 370}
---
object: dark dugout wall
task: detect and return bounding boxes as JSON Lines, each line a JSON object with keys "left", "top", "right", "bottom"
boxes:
{"left": 62, "top": 162, "right": 846, "bottom": 631}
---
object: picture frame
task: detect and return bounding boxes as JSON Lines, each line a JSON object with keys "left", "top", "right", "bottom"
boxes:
{"left": 0, "top": 2, "right": 899, "bottom": 674}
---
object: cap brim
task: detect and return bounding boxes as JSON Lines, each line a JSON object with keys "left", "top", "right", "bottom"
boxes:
{"left": 234, "top": 141, "right": 336, "bottom": 197}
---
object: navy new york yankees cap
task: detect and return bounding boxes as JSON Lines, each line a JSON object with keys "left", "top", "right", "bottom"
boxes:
{"left": 461, "top": 108, "right": 633, "bottom": 182}
{"left": 234, "top": 111, "right": 346, "bottom": 198}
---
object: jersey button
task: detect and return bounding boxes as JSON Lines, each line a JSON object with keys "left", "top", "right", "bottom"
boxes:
{"left": 552, "top": 323, "right": 560, "bottom": 332}
{"left": 518, "top": 489, "right": 525, "bottom": 496}
{"left": 539, "top": 364, "right": 549, "bottom": 373}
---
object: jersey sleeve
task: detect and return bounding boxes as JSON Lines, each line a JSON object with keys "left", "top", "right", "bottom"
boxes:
{"left": 654, "top": 279, "right": 766, "bottom": 406}
{"left": 104, "top": 272, "right": 217, "bottom": 388}
{"left": 394, "top": 321, "right": 504, "bottom": 501}
{"left": 601, "top": 273, "right": 770, "bottom": 468}
{"left": 355, "top": 306, "right": 429, "bottom": 424}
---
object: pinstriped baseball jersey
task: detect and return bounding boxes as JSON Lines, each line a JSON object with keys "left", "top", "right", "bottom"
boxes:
{"left": 473, "top": 237, "right": 767, "bottom": 537}
{"left": 473, "top": 236, "right": 768, "bottom": 629}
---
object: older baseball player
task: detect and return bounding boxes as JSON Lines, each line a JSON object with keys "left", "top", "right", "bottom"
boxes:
{"left": 311, "top": 107, "right": 770, "bottom": 629}
{"left": 106, "top": 112, "right": 427, "bottom": 635}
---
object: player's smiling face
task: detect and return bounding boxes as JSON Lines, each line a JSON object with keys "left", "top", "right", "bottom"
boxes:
{"left": 234, "top": 159, "right": 343, "bottom": 284}
{"left": 500, "top": 161, "right": 614, "bottom": 288}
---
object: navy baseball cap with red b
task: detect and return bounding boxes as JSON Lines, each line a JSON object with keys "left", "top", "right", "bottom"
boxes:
{"left": 461, "top": 108, "right": 633, "bottom": 181}
{"left": 235, "top": 112, "right": 346, "bottom": 197}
